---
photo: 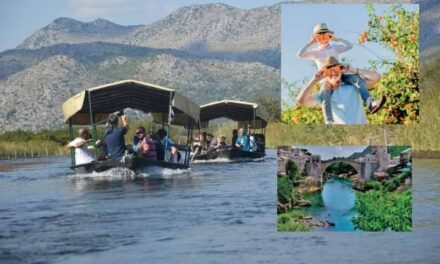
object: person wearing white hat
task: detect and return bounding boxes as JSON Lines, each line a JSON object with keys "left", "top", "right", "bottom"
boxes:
{"left": 297, "top": 23, "right": 385, "bottom": 124}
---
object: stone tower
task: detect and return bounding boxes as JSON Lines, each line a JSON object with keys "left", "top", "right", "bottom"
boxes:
{"left": 372, "top": 146, "right": 389, "bottom": 171}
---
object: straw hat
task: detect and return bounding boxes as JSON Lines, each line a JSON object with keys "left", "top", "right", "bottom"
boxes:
{"left": 320, "top": 56, "right": 341, "bottom": 70}
{"left": 313, "top": 23, "right": 333, "bottom": 35}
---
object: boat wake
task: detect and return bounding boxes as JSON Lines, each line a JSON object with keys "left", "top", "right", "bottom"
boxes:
{"left": 70, "top": 167, "right": 136, "bottom": 181}
{"left": 192, "top": 157, "right": 265, "bottom": 164}
{"left": 69, "top": 166, "right": 191, "bottom": 182}
{"left": 136, "top": 166, "right": 191, "bottom": 179}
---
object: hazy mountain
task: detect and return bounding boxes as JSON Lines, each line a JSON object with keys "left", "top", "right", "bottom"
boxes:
{"left": 17, "top": 17, "right": 142, "bottom": 50}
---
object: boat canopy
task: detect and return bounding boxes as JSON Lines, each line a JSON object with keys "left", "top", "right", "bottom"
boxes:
{"left": 199, "top": 100, "right": 268, "bottom": 129}
{"left": 62, "top": 80, "right": 200, "bottom": 126}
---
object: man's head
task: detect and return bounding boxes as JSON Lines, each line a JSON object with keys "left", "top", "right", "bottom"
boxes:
{"left": 157, "top": 128, "right": 167, "bottom": 139}
{"left": 232, "top": 129, "right": 238, "bottom": 136}
{"left": 219, "top": 135, "right": 226, "bottom": 143}
{"left": 136, "top": 127, "right": 146, "bottom": 139}
{"left": 313, "top": 23, "right": 334, "bottom": 47}
{"left": 238, "top": 128, "right": 244, "bottom": 135}
{"left": 78, "top": 128, "right": 91, "bottom": 140}
{"left": 206, "top": 134, "right": 213, "bottom": 141}
{"left": 321, "top": 56, "right": 344, "bottom": 88}
{"left": 108, "top": 113, "right": 119, "bottom": 127}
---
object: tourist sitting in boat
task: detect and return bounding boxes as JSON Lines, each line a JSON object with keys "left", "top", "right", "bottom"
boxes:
{"left": 67, "top": 128, "right": 95, "bottom": 165}
{"left": 133, "top": 127, "right": 157, "bottom": 160}
{"left": 235, "top": 126, "right": 250, "bottom": 152}
{"left": 209, "top": 135, "right": 228, "bottom": 152}
{"left": 104, "top": 111, "right": 128, "bottom": 161}
{"left": 231, "top": 129, "right": 238, "bottom": 149}
{"left": 190, "top": 133, "right": 208, "bottom": 161}
{"left": 157, "top": 128, "right": 180, "bottom": 163}
{"left": 204, "top": 134, "right": 213, "bottom": 152}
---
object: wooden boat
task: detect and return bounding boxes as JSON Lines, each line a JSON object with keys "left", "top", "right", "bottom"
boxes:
{"left": 72, "top": 157, "right": 188, "bottom": 174}
{"left": 62, "top": 80, "right": 199, "bottom": 173}
{"left": 192, "top": 100, "right": 268, "bottom": 162}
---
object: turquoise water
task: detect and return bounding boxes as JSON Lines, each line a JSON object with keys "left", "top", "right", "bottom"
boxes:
{"left": 301, "top": 177, "right": 358, "bottom": 231}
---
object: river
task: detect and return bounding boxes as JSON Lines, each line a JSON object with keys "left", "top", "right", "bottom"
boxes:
{"left": 301, "top": 177, "right": 358, "bottom": 231}
{"left": 1, "top": 150, "right": 439, "bottom": 263}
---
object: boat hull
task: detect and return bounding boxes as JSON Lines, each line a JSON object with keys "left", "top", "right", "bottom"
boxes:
{"left": 71, "top": 157, "right": 188, "bottom": 174}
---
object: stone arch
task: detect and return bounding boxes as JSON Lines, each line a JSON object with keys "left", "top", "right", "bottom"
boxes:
{"left": 320, "top": 159, "right": 361, "bottom": 182}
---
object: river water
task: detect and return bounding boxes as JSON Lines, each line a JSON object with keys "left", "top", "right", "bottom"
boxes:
{"left": 1, "top": 150, "right": 439, "bottom": 263}
{"left": 301, "top": 177, "right": 358, "bottom": 231}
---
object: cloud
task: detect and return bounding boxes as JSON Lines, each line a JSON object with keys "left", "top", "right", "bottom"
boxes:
{"left": 65, "top": 0, "right": 179, "bottom": 24}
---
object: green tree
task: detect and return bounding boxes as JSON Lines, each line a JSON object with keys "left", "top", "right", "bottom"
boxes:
{"left": 361, "top": 4, "right": 419, "bottom": 124}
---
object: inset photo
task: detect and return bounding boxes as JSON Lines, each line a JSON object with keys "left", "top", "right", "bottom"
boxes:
{"left": 277, "top": 146, "right": 412, "bottom": 232}
{"left": 281, "top": 4, "right": 419, "bottom": 125}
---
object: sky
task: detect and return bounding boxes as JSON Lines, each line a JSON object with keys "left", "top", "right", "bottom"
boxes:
{"left": 0, "top": 0, "right": 284, "bottom": 52}
{"left": 295, "top": 146, "right": 367, "bottom": 160}
{"left": 281, "top": 4, "right": 418, "bottom": 108}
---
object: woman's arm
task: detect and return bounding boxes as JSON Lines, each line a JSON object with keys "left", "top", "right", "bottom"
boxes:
{"left": 297, "top": 35, "right": 318, "bottom": 59}
{"left": 332, "top": 37, "right": 353, "bottom": 53}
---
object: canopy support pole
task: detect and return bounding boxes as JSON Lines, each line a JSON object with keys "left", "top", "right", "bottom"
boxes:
{"left": 184, "top": 119, "right": 192, "bottom": 166}
{"left": 69, "top": 118, "right": 75, "bottom": 167}
{"left": 87, "top": 90, "right": 98, "bottom": 159}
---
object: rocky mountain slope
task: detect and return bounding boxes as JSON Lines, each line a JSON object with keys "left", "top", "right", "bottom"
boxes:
{"left": 17, "top": 18, "right": 142, "bottom": 50}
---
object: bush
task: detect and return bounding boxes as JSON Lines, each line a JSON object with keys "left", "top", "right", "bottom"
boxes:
{"left": 353, "top": 189, "right": 412, "bottom": 231}
{"left": 362, "top": 4, "right": 419, "bottom": 124}
{"left": 277, "top": 177, "right": 293, "bottom": 204}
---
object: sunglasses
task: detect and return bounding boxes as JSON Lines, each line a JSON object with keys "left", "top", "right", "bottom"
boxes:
{"left": 322, "top": 65, "right": 344, "bottom": 77}
{"left": 136, "top": 131, "right": 144, "bottom": 135}
{"left": 316, "top": 33, "right": 332, "bottom": 43}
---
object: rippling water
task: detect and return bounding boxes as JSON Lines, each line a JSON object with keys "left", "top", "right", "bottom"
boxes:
{"left": 1, "top": 151, "right": 439, "bottom": 263}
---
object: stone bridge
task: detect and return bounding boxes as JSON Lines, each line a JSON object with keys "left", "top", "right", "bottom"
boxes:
{"left": 321, "top": 159, "right": 362, "bottom": 178}
{"left": 278, "top": 146, "right": 389, "bottom": 185}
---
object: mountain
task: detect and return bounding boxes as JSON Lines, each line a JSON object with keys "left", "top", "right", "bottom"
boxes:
{"left": 348, "top": 146, "right": 373, "bottom": 159}
{"left": 123, "top": 3, "right": 280, "bottom": 53}
{"left": 17, "top": 17, "right": 142, "bottom": 50}
{"left": 18, "top": 4, "right": 280, "bottom": 54}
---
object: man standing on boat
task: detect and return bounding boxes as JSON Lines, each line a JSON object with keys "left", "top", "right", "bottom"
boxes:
{"left": 105, "top": 111, "right": 129, "bottom": 161}
{"left": 235, "top": 127, "right": 250, "bottom": 152}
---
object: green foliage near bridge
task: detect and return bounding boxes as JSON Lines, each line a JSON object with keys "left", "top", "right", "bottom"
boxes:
{"left": 353, "top": 171, "right": 412, "bottom": 231}
{"left": 353, "top": 189, "right": 412, "bottom": 231}
{"left": 277, "top": 161, "right": 311, "bottom": 231}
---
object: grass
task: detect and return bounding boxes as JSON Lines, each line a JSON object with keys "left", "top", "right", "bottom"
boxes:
{"left": 277, "top": 210, "right": 312, "bottom": 232}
